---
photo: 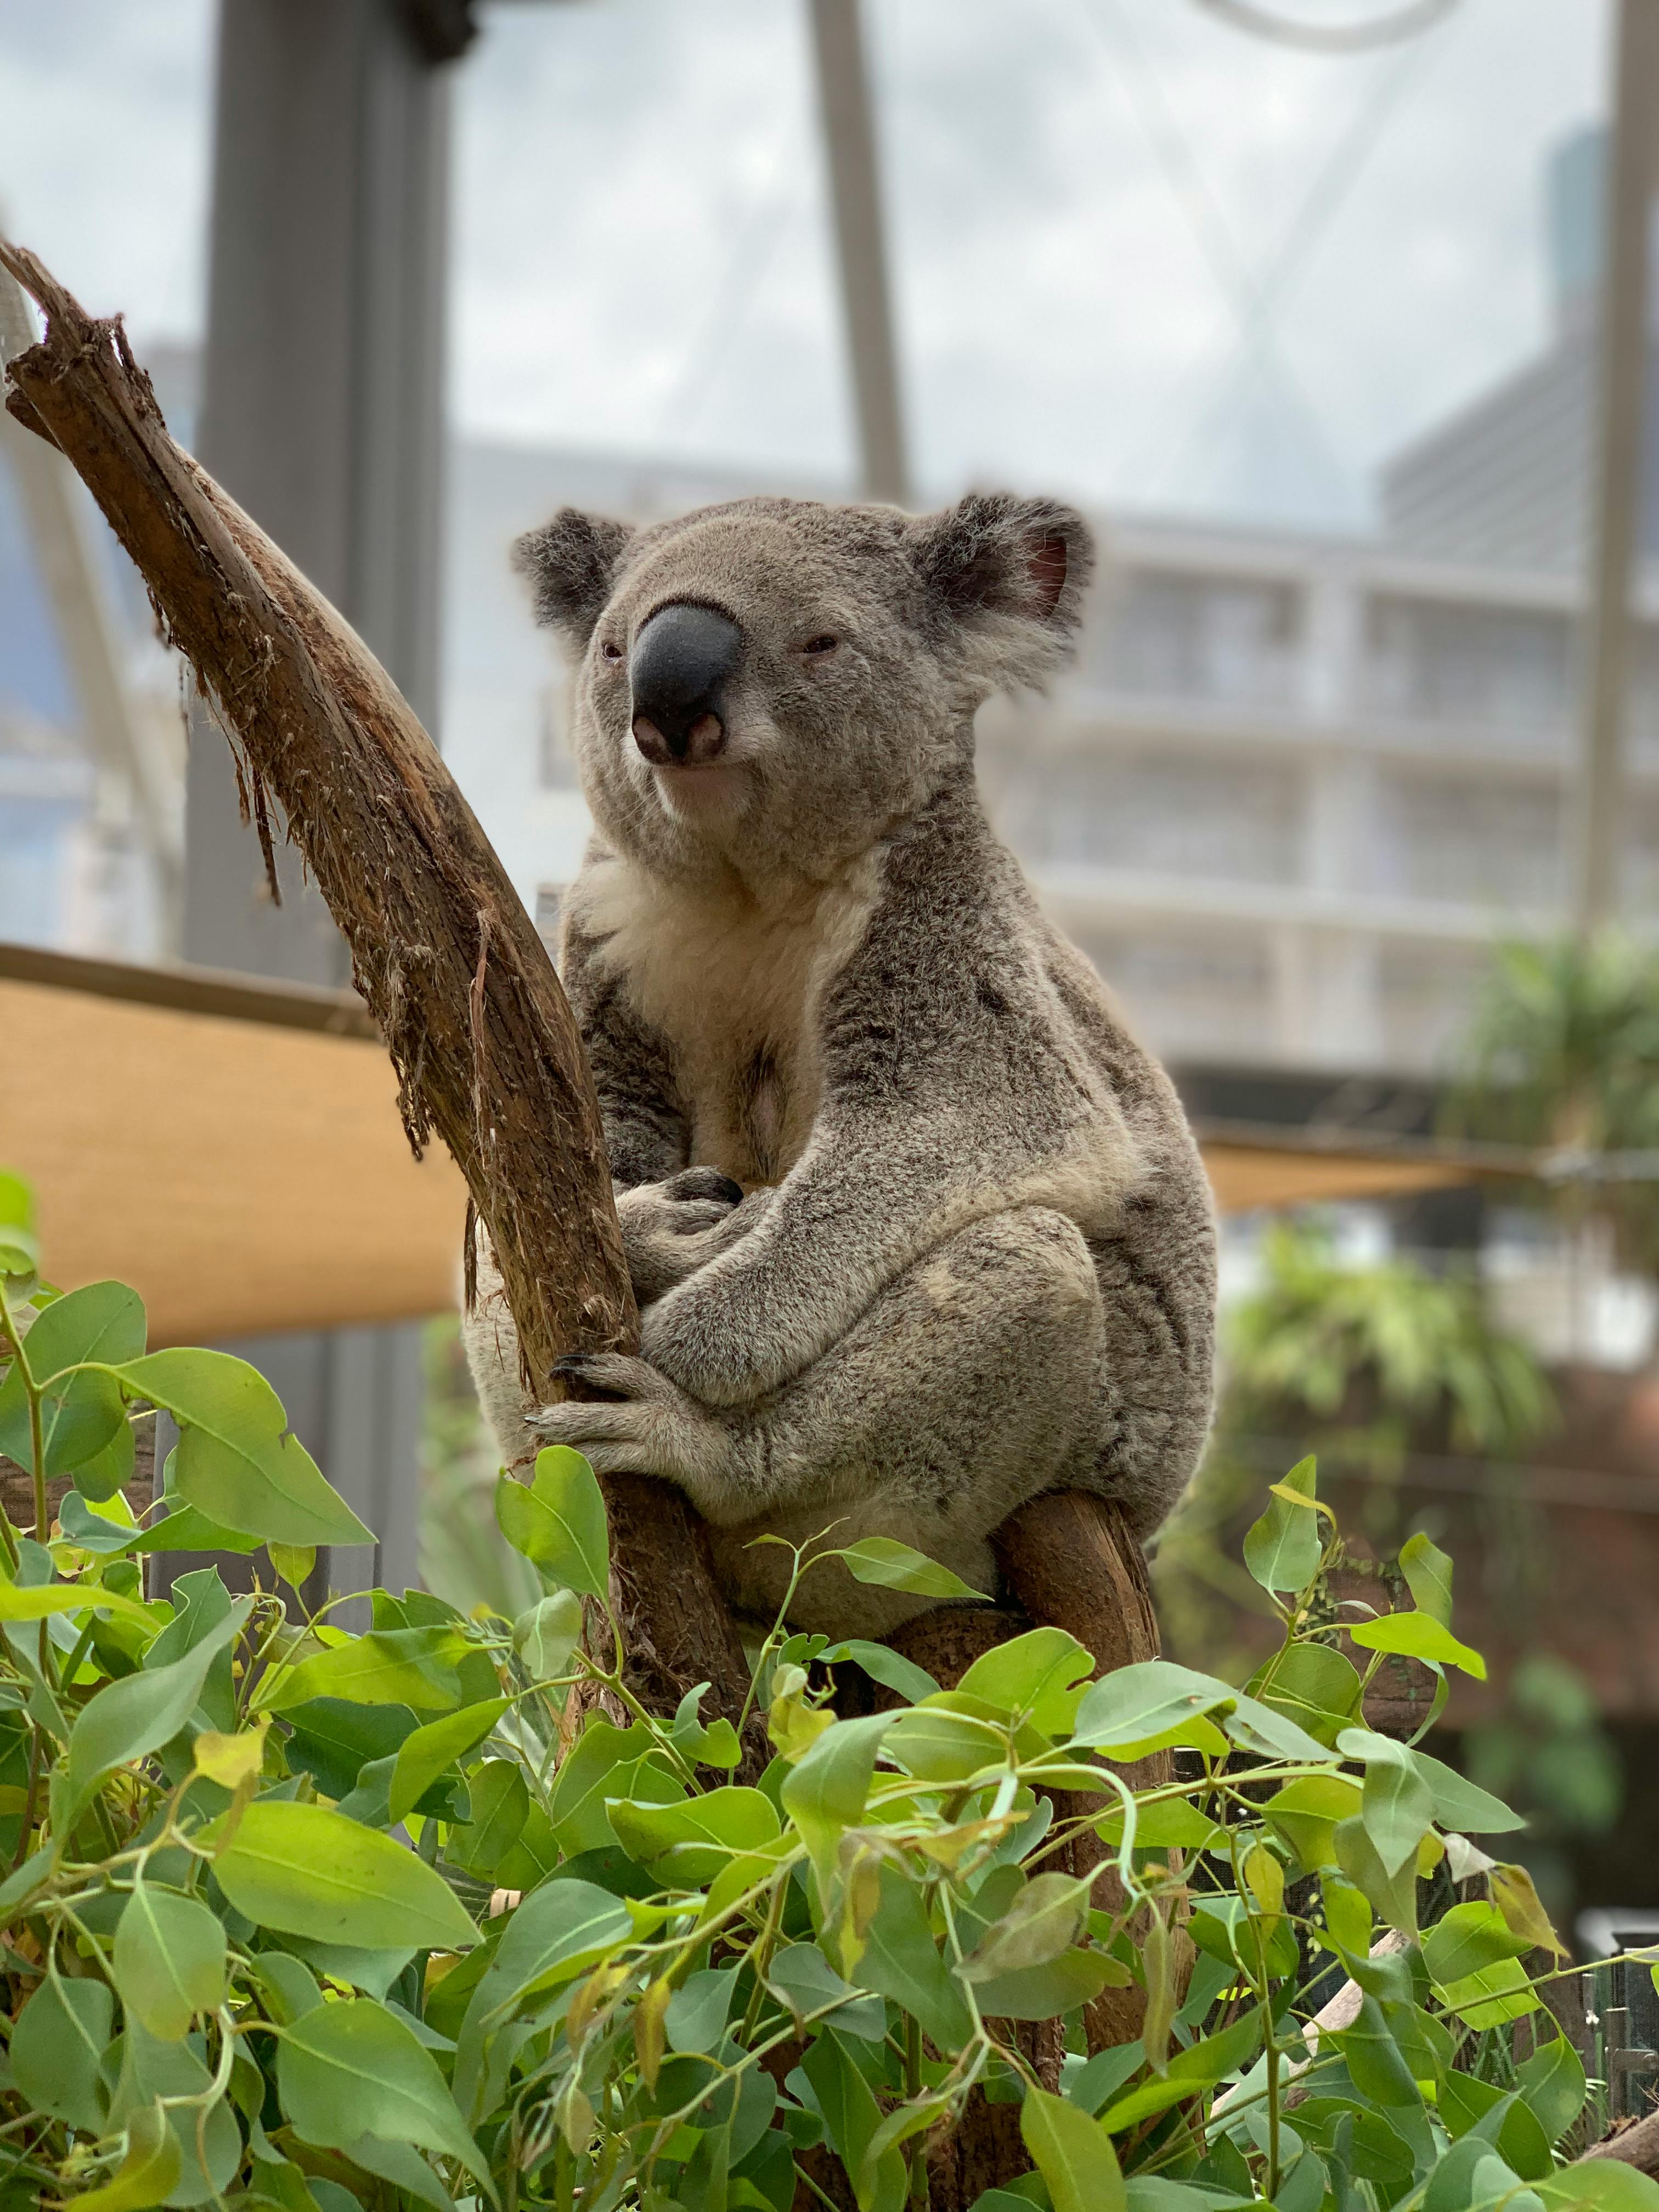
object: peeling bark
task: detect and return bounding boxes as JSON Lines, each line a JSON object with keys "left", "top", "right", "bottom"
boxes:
{"left": 0, "top": 240, "right": 752, "bottom": 1731}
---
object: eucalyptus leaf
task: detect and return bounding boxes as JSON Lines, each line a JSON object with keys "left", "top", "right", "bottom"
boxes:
{"left": 494, "top": 1445, "right": 608, "bottom": 1597}
{"left": 202, "top": 1798, "right": 479, "bottom": 1950}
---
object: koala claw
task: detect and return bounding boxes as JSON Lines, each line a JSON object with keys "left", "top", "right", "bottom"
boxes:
{"left": 528, "top": 1355, "right": 737, "bottom": 1513}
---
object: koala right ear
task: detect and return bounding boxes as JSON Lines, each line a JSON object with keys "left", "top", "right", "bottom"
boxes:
{"left": 511, "top": 509, "right": 636, "bottom": 651}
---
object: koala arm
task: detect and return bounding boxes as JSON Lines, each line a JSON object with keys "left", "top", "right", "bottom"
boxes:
{"left": 639, "top": 1096, "right": 1018, "bottom": 1406}
{"left": 564, "top": 916, "right": 688, "bottom": 1190}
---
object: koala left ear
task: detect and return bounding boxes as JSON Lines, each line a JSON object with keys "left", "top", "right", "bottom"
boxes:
{"left": 906, "top": 492, "right": 1095, "bottom": 686}
{"left": 512, "top": 507, "right": 636, "bottom": 653}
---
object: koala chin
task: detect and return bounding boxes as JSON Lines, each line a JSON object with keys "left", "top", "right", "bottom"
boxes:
{"left": 462, "top": 491, "right": 1217, "bottom": 1641}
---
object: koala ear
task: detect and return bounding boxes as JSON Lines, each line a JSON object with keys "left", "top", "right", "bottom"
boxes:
{"left": 907, "top": 492, "right": 1095, "bottom": 689}
{"left": 511, "top": 508, "right": 636, "bottom": 651}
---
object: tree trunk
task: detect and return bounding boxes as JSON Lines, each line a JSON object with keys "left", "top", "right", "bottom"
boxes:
{"left": 0, "top": 240, "right": 753, "bottom": 1734}
{"left": 5, "top": 247, "right": 1172, "bottom": 2208}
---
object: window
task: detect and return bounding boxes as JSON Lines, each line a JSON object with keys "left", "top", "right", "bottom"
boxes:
{"left": 1363, "top": 597, "right": 1571, "bottom": 735}
{"left": 1088, "top": 570, "right": 1300, "bottom": 707}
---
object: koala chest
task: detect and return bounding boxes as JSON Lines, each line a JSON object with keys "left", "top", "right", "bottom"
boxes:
{"left": 580, "top": 858, "right": 879, "bottom": 1187}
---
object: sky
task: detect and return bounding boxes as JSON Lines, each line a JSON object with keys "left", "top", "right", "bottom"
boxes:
{"left": 0, "top": 0, "right": 1609, "bottom": 531}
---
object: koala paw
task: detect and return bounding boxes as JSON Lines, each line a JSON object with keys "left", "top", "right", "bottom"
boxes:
{"left": 529, "top": 1352, "right": 740, "bottom": 1516}
{"left": 614, "top": 1169, "right": 746, "bottom": 1305}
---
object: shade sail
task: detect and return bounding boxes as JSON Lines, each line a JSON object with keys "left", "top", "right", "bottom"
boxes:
{"left": 0, "top": 944, "right": 1509, "bottom": 1346}
{"left": 1, "top": 944, "right": 468, "bottom": 1345}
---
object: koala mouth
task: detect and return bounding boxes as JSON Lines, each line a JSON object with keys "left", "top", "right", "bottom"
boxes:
{"left": 647, "top": 755, "right": 748, "bottom": 822}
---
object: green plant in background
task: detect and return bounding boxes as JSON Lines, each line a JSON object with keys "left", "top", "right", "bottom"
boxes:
{"left": 1460, "top": 1656, "right": 1623, "bottom": 1925}
{"left": 1153, "top": 1221, "right": 1556, "bottom": 1677}
{"left": 0, "top": 1170, "right": 1652, "bottom": 2212}
{"left": 1448, "top": 933, "right": 1659, "bottom": 1270}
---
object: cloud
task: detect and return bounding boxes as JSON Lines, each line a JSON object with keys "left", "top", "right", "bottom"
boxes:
{"left": 0, "top": 0, "right": 1609, "bottom": 527}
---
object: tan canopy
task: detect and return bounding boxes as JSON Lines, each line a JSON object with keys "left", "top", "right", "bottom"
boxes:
{"left": 0, "top": 944, "right": 1505, "bottom": 1346}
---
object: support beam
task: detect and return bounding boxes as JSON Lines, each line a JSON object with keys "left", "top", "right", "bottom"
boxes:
{"left": 0, "top": 261, "right": 183, "bottom": 945}
{"left": 806, "top": 0, "right": 911, "bottom": 506}
{"left": 181, "top": 0, "right": 454, "bottom": 1598}
{"left": 1572, "top": 0, "right": 1659, "bottom": 935}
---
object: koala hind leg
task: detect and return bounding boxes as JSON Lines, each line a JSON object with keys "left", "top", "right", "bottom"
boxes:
{"left": 703, "top": 1205, "right": 1108, "bottom": 1635}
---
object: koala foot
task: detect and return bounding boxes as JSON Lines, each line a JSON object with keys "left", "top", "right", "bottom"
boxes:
{"left": 615, "top": 1169, "right": 748, "bottom": 1306}
{"left": 529, "top": 1351, "right": 739, "bottom": 1517}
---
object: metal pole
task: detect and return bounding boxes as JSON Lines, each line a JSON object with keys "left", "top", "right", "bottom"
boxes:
{"left": 0, "top": 260, "right": 184, "bottom": 946}
{"left": 806, "top": 0, "right": 911, "bottom": 506}
{"left": 1572, "top": 0, "right": 1659, "bottom": 935}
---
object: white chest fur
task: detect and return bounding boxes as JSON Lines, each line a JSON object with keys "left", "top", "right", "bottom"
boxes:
{"left": 572, "top": 853, "right": 881, "bottom": 1187}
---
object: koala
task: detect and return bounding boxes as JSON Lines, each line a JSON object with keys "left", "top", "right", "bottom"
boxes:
{"left": 463, "top": 491, "right": 1216, "bottom": 1639}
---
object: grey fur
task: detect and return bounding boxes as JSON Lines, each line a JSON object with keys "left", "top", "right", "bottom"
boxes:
{"left": 464, "top": 492, "right": 1216, "bottom": 1638}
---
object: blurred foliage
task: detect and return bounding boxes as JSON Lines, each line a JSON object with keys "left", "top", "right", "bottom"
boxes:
{"left": 419, "top": 1313, "right": 539, "bottom": 1622}
{"left": 1448, "top": 933, "right": 1659, "bottom": 1268}
{"left": 1460, "top": 1655, "right": 1623, "bottom": 1921}
{"left": 1155, "top": 1221, "right": 1558, "bottom": 1681}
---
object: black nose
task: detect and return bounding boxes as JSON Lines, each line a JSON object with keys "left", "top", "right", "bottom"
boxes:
{"left": 629, "top": 602, "right": 741, "bottom": 765}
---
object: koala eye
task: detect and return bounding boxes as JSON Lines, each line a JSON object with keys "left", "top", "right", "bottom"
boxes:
{"left": 599, "top": 639, "right": 624, "bottom": 663}
{"left": 802, "top": 635, "right": 839, "bottom": 658}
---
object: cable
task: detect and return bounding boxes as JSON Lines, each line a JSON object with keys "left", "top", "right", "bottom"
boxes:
{"left": 1189, "top": 0, "right": 1461, "bottom": 55}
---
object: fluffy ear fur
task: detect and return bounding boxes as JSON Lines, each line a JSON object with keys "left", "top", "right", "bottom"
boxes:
{"left": 512, "top": 508, "right": 636, "bottom": 651}
{"left": 906, "top": 492, "right": 1095, "bottom": 691}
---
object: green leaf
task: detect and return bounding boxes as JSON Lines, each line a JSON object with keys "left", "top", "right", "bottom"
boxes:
{"left": 972, "top": 1948, "right": 1118, "bottom": 2021}
{"left": 1243, "top": 1457, "right": 1322, "bottom": 1594}
{"left": 10, "top": 1971, "right": 111, "bottom": 2133}
{"left": 116, "top": 1348, "right": 373, "bottom": 1548}
{"left": 1400, "top": 1530, "right": 1454, "bottom": 1626}
{"left": 259, "top": 1626, "right": 469, "bottom": 1714}
{"left": 0, "top": 1575, "right": 153, "bottom": 1625}
{"left": 1469, "top": 2087, "right": 1553, "bottom": 2182}
{"left": 0, "top": 1280, "right": 144, "bottom": 1480}
{"left": 1073, "top": 1661, "right": 1235, "bottom": 1758}
{"left": 1409, "top": 1747, "right": 1526, "bottom": 1834}
{"left": 665, "top": 1965, "right": 740, "bottom": 2053}
{"left": 1437, "top": 1955, "right": 1540, "bottom": 2030}
{"left": 514, "top": 1589, "right": 584, "bottom": 1681}
{"left": 1517, "top": 2035, "right": 1587, "bottom": 2146}
{"left": 1337, "top": 1728, "right": 1436, "bottom": 1878}
{"left": 453, "top": 1880, "right": 634, "bottom": 2120}
{"left": 267, "top": 1542, "right": 314, "bottom": 1591}
{"left": 607, "top": 1785, "right": 781, "bottom": 1882}
{"left": 58, "top": 1491, "right": 146, "bottom": 1556}
{"left": 955, "top": 1628, "right": 1094, "bottom": 1737}
{"left": 202, "top": 1799, "right": 479, "bottom": 1950}
{"left": 388, "top": 1697, "right": 507, "bottom": 1827}
{"left": 276, "top": 1996, "right": 495, "bottom": 2203}
{"left": 1332, "top": 1993, "right": 1420, "bottom": 2107}
{"left": 1421, "top": 1900, "right": 1532, "bottom": 1987}
{"left": 1221, "top": 1690, "right": 1330, "bottom": 1763}
{"left": 1261, "top": 1775, "right": 1363, "bottom": 1870}
{"left": 1333, "top": 1818, "right": 1417, "bottom": 1935}
{"left": 0, "top": 1171, "right": 38, "bottom": 1274}
{"left": 822, "top": 1536, "right": 988, "bottom": 1601}
{"left": 1097, "top": 2011, "right": 1263, "bottom": 2134}
{"left": 1348, "top": 1611, "right": 1487, "bottom": 1679}
{"left": 766, "top": 1942, "right": 886, "bottom": 2040}
{"left": 70, "top": 2103, "right": 181, "bottom": 2211}
{"left": 1250, "top": 1641, "right": 1362, "bottom": 1747}
{"left": 1538, "top": 2159, "right": 1659, "bottom": 2211}
{"left": 546, "top": 1719, "right": 680, "bottom": 1858}
{"left": 1022, "top": 2085, "right": 1127, "bottom": 2212}
{"left": 112, "top": 1883, "right": 228, "bottom": 2040}
{"left": 855, "top": 1861, "right": 975, "bottom": 2054}
{"left": 493, "top": 1444, "right": 608, "bottom": 1597}
{"left": 803, "top": 2028, "right": 905, "bottom": 2212}
{"left": 780, "top": 1711, "right": 890, "bottom": 1901}
{"left": 819, "top": 1639, "right": 940, "bottom": 1707}
{"left": 66, "top": 1596, "right": 251, "bottom": 1816}
{"left": 962, "top": 1871, "right": 1090, "bottom": 1982}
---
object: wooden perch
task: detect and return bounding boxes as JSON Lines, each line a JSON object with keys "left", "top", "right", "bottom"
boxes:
{"left": 0, "top": 244, "right": 1165, "bottom": 1773}
{"left": 0, "top": 240, "right": 753, "bottom": 1730}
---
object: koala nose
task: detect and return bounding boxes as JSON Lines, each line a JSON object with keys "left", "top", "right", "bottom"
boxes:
{"left": 629, "top": 602, "right": 741, "bottom": 766}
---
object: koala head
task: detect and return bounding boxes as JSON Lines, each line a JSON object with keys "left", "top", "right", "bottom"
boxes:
{"left": 513, "top": 492, "right": 1094, "bottom": 887}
